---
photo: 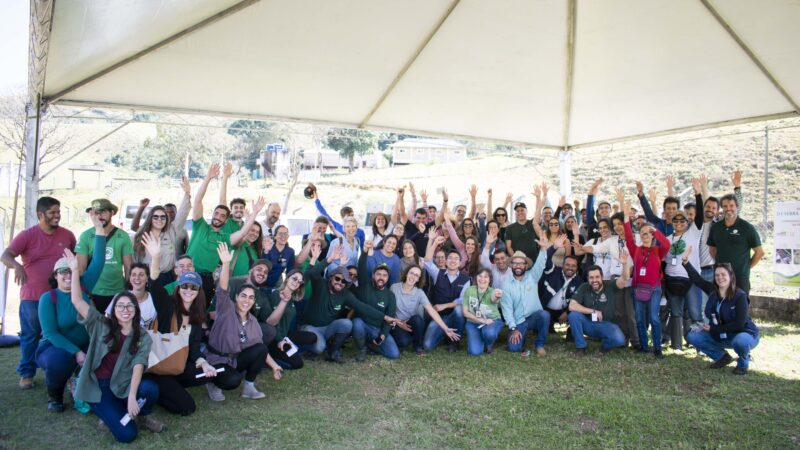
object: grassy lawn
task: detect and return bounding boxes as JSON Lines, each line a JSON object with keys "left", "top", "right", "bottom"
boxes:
{"left": 1, "top": 322, "right": 799, "bottom": 449}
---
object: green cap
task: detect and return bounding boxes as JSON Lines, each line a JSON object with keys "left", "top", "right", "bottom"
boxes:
{"left": 90, "top": 198, "right": 118, "bottom": 214}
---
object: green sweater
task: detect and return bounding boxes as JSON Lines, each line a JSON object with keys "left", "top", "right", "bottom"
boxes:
{"left": 38, "top": 234, "right": 107, "bottom": 354}
{"left": 252, "top": 290, "right": 296, "bottom": 341}
{"left": 354, "top": 252, "right": 396, "bottom": 336}
{"left": 300, "top": 260, "right": 384, "bottom": 328}
{"left": 74, "top": 307, "right": 152, "bottom": 404}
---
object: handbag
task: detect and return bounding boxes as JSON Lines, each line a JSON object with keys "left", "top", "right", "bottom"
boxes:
{"left": 633, "top": 283, "right": 656, "bottom": 302}
{"left": 665, "top": 276, "right": 691, "bottom": 296}
{"left": 146, "top": 314, "right": 191, "bottom": 375}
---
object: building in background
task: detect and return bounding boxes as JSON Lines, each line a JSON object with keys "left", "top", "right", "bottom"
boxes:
{"left": 390, "top": 138, "right": 467, "bottom": 165}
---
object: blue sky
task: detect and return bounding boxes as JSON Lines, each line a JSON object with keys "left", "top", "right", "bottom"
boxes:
{"left": 0, "top": 0, "right": 29, "bottom": 93}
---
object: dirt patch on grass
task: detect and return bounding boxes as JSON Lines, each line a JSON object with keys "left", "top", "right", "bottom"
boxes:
{"left": 575, "top": 416, "right": 599, "bottom": 433}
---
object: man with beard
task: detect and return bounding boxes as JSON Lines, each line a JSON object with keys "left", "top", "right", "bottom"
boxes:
{"left": 209, "top": 259, "right": 275, "bottom": 343}
{"left": 300, "top": 245, "right": 384, "bottom": 363}
{"left": 187, "top": 164, "right": 265, "bottom": 304}
{"left": 480, "top": 229, "right": 513, "bottom": 289}
{"left": 3, "top": 196, "right": 76, "bottom": 390}
{"left": 352, "top": 243, "right": 399, "bottom": 361}
{"left": 541, "top": 236, "right": 582, "bottom": 333}
{"left": 707, "top": 194, "right": 763, "bottom": 294}
{"left": 261, "top": 202, "right": 282, "bottom": 240}
{"left": 568, "top": 260, "right": 630, "bottom": 356}
{"left": 75, "top": 198, "right": 132, "bottom": 313}
{"left": 501, "top": 243, "right": 549, "bottom": 357}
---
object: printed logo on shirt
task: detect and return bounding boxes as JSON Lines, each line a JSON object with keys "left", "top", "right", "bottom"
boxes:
{"left": 731, "top": 229, "right": 739, "bottom": 235}
{"left": 377, "top": 301, "right": 385, "bottom": 308}
{"left": 599, "top": 294, "right": 607, "bottom": 303}
{"left": 105, "top": 247, "right": 114, "bottom": 262}
{"left": 333, "top": 304, "right": 342, "bottom": 311}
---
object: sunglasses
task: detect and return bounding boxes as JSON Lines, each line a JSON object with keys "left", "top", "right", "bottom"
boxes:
{"left": 56, "top": 268, "right": 72, "bottom": 276}
{"left": 152, "top": 215, "right": 167, "bottom": 220}
{"left": 463, "top": 223, "right": 474, "bottom": 228}
{"left": 331, "top": 275, "right": 346, "bottom": 283}
{"left": 179, "top": 284, "right": 200, "bottom": 291}
{"left": 495, "top": 213, "right": 507, "bottom": 217}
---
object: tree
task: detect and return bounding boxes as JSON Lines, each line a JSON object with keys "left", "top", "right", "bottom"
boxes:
{"left": 226, "top": 119, "right": 284, "bottom": 176}
{"left": 325, "top": 128, "right": 377, "bottom": 172}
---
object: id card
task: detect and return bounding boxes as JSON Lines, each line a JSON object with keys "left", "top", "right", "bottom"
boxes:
{"left": 591, "top": 311, "right": 598, "bottom": 322}
{"left": 280, "top": 337, "right": 299, "bottom": 357}
{"left": 639, "top": 268, "right": 647, "bottom": 277}
{"left": 671, "top": 257, "right": 677, "bottom": 266}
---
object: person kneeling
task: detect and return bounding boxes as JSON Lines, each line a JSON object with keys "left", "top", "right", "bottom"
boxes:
{"left": 568, "top": 261, "right": 629, "bottom": 357}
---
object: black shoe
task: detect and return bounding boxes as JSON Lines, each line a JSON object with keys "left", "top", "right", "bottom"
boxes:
{"left": 573, "top": 348, "right": 586, "bottom": 357}
{"left": 709, "top": 352, "right": 734, "bottom": 369}
{"left": 636, "top": 346, "right": 650, "bottom": 354}
{"left": 366, "top": 341, "right": 381, "bottom": 355}
{"left": 654, "top": 350, "right": 664, "bottom": 359}
{"left": 447, "top": 343, "right": 458, "bottom": 353}
{"left": 325, "top": 350, "right": 344, "bottom": 364}
{"left": 47, "top": 399, "right": 65, "bottom": 413}
{"left": 732, "top": 367, "right": 748, "bottom": 376}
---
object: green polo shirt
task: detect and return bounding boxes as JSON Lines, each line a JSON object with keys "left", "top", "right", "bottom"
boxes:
{"left": 570, "top": 281, "right": 619, "bottom": 323}
{"left": 186, "top": 218, "right": 231, "bottom": 273}
{"left": 707, "top": 217, "right": 761, "bottom": 282}
{"left": 75, "top": 227, "right": 133, "bottom": 296}
{"left": 221, "top": 218, "right": 243, "bottom": 234}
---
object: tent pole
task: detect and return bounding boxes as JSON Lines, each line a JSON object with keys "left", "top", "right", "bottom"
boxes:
{"left": 23, "top": 98, "right": 43, "bottom": 229}
{"left": 559, "top": 150, "right": 572, "bottom": 200}
{"left": 700, "top": 0, "right": 800, "bottom": 114}
{"left": 45, "top": 0, "right": 262, "bottom": 105}
{"left": 561, "top": 0, "right": 577, "bottom": 149}
{"left": 763, "top": 126, "right": 769, "bottom": 228}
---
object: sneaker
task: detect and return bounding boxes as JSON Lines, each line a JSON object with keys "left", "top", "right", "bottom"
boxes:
{"left": 325, "top": 350, "right": 344, "bottom": 364}
{"left": 636, "top": 346, "right": 650, "bottom": 354}
{"left": 654, "top": 350, "right": 665, "bottom": 360}
{"left": 573, "top": 348, "right": 586, "bottom": 357}
{"left": 731, "top": 366, "right": 748, "bottom": 376}
{"left": 709, "top": 352, "right": 734, "bottom": 369}
{"left": 536, "top": 347, "right": 546, "bottom": 357}
{"left": 47, "top": 399, "right": 65, "bottom": 413}
{"left": 241, "top": 382, "right": 265, "bottom": 400}
{"left": 520, "top": 349, "right": 531, "bottom": 357}
{"left": 355, "top": 348, "right": 367, "bottom": 362}
{"left": 137, "top": 415, "right": 166, "bottom": 433}
{"left": 206, "top": 383, "right": 225, "bottom": 402}
{"left": 19, "top": 377, "right": 34, "bottom": 390}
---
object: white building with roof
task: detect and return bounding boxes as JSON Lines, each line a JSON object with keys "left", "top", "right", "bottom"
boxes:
{"left": 390, "top": 138, "right": 467, "bottom": 165}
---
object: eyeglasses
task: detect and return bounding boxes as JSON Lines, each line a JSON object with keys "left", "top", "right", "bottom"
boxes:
{"left": 276, "top": 232, "right": 289, "bottom": 237}
{"left": 463, "top": 223, "right": 474, "bottom": 228}
{"left": 152, "top": 215, "right": 167, "bottom": 220}
{"left": 446, "top": 256, "right": 461, "bottom": 261}
{"left": 56, "top": 268, "right": 72, "bottom": 276}
{"left": 179, "top": 284, "right": 200, "bottom": 291}
{"left": 115, "top": 303, "right": 136, "bottom": 311}
{"left": 511, "top": 262, "right": 527, "bottom": 267}
{"left": 672, "top": 219, "right": 687, "bottom": 223}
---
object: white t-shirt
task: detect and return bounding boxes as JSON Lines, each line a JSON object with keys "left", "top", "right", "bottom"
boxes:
{"left": 664, "top": 224, "right": 701, "bottom": 278}
{"left": 106, "top": 292, "right": 157, "bottom": 329}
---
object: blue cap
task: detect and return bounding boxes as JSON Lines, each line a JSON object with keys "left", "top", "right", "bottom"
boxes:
{"left": 177, "top": 271, "right": 202, "bottom": 287}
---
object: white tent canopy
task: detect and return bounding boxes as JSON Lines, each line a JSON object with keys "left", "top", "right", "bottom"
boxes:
{"left": 29, "top": 0, "right": 800, "bottom": 149}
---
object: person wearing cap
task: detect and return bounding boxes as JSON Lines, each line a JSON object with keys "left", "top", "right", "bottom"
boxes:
{"left": 352, "top": 241, "right": 401, "bottom": 361}
{"left": 139, "top": 232, "right": 214, "bottom": 415}
{"left": 504, "top": 197, "right": 540, "bottom": 265}
{"left": 34, "top": 213, "right": 106, "bottom": 412}
{"left": 75, "top": 197, "right": 133, "bottom": 315}
{"left": 163, "top": 254, "right": 195, "bottom": 295}
{"left": 186, "top": 164, "right": 266, "bottom": 305}
{"left": 299, "top": 245, "right": 381, "bottom": 363}
{"left": 663, "top": 185, "right": 705, "bottom": 352}
{"left": 3, "top": 196, "right": 76, "bottom": 390}
{"left": 500, "top": 239, "right": 549, "bottom": 356}
{"left": 584, "top": 178, "right": 613, "bottom": 241}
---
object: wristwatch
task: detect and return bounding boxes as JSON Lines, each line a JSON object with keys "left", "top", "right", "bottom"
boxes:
{"left": 510, "top": 327, "right": 516, "bottom": 332}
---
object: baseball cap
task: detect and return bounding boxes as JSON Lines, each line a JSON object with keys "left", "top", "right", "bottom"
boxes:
{"left": 177, "top": 271, "right": 202, "bottom": 287}
{"left": 53, "top": 257, "right": 69, "bottom": 272}
{"left": 514, "top": 202, "right": 527, "bottom": 211}
{"left": 251, "top": 259, "right": 272, "bottom": 271}
{"left": 328, "top": 266, "right": 352, "bottom": 283}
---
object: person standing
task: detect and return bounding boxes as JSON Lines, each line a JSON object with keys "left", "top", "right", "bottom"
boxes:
{"left": 504, "top": 200, "right": 539, "bottom": 264}
{"left": 2, "top": 197, "right": 76, "bottom": 390}
{"left": 707, "top": 194, "right": 763, "bottom": 294}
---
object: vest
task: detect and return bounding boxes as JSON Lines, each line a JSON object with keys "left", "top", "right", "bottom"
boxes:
{"left": 432, "top": 269, "right": 469, "bottom": 314}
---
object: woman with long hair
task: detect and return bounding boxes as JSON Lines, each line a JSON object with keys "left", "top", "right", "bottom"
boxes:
{"left": 462, "top": 268, "right": 504, "bottom": 355}
{"left": 66, "top": 251, "right": 164, "bottom": 443}
{"left": 492, "top": 207, "right": 510, "bottom": 242}
{"left": 132, "top": 177, "right": 191, "bottom": 284}
{"left": 370, "top": 212, "right": 393, "bottom": 248}
{"left": 483, "top": 220, "right": 507, "bottom": 263}
{"left": 367, "top": 234, "right": 402, "bottom": 284}
{"left": 684, "top": 250, "right": 759, "bottom": 375}
{"left": 140, "top": 232, "right": 214, "bottom": 416}
{"left": 232, "top": 222, "right": 264, "bottom": 277}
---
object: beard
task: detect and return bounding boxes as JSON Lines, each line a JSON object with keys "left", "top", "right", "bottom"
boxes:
{"left": 512, "top": 267, "right": 525, "bottom": 276}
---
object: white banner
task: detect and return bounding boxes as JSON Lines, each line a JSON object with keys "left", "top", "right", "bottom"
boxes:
{"left": 773, "top": 201, "right": 800, "bottom": 286}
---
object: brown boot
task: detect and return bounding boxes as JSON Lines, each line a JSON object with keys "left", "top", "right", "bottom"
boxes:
{"left": 19, "top": 376, "right": 34, "bottom": 390}
{"left": 137, "top": 415, "right": 166, "bottom": 433}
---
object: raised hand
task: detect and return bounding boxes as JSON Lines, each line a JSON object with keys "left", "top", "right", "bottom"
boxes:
{"left": 139, "top": 198, "right": 150, "bottom": 208}
{"left": 665, "top": 175, "right": 676, "bottom": 191}
{"left": 486, "top": 226, "right": 498, "bottom": 243}
{"left": 180, "top": 176, "right": 191, "bottom": 195}
{"left": 64, "top": 248, "right": 79, "bottom": 271}
{"left": 505, "top": 192, "right": 513, "bottom": 204}
{"left": 206, "top": 163, "right": 221, "bottom": 180}
{"left": 441, "top": 188, "right": 448, "bottom": 203}
{"left": 535, "top": 237, "right": 550, "bottom": 249}
{"left": 617, "top": 247, "right": 629, "bottom": 266}
{"left": 364, "top": 240, "right": 374, "bottom": 253}
{"left": 635, "top": 180, "right": 644, "bottom": 195}
{"left": 553, "top": 234, "right": 568, "bottom": 249}
{"left": 732, "top": 169, "right": 742, "bottom": 188}
{"left": 682, "top": 245, "right": 693, "bottom": 263}
{"left": 590, "top": 178, "right": 604, "bottom": 195}
{"left": 434, "top": 235, "right": 446, "bottom": 247}
{"left": 223, "top": 162, "right": 234, "bottom": 178}
{"left": 648, "top": 187, "right": 657, "bottom": 207}
{"left": 252, "top": 196, "right": 266, "bottom": 214}
{"left": 691, "top": 177, "right": 702, "bottom": 194}
{"left": 699, "top": 174, "right": 709, "bottom": 191}
{"left": 310, "top": 241, "right": 321, "bottom": 260}
{"left": 420, "top": 189, "right": 428, "bottom": 203}
{"left": 89, "top": 210, "right": 104, "bottom": 232}
{"left": 541, "top": 182, "right": 549, "bottom": 196}
{"left": 487, "top": 188, "right": 493, "bottom": 197}
{"left": 141, "top": 232, "right": 161, "bottom": 258}
{"left": 217, "top": 242, "right": 233, "bottom": 264}
{"left": 532, "top": 185, "right": 542, "bottom": 198}
{"left": 558, "top": 195, "right": 566, "bottom": 207}
{"left": 417, "top": 221, "right": 426, "bottom": 233}
{"left": 264, "top": 236, "right": 274, "bottom": 253}
{"left": 469, "top": 184, "right": 478, "bottom": 198}
{"left": 408, "top": 182, "right": 415, "bottom": 194}
{"left": 476, "top": 203, "right": 485, "bottom": 215}
{"left": 615, "top": 188, "right": 625, "bottom": 206}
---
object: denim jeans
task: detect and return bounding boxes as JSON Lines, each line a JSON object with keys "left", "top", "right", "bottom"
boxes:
{"left": 506, "top": 309, "right": 550, "bottom": 352}
{"left": 352, "top": 318, "right": 400, "bottom": 359}
{"left": 634, "top": 287, "right": 662, "bottom": 351}
{"left": 465, "top": 320, "right": 504, "bottom": 356}
{"left": 300, "top": 318, "right": 353, "bottom": 355}
{"left": 18, "top": 300, "right": 41, "bottom": 377}
{"left": 391, "top": 315, "right": 426, "bottom": 351}
{"left": 423, "top": 308, "right": 464, "bottom": 350}
{"left": 687, "top": 330, "right": 759, "bottom": 369}
{"left": 667, "top": 285, "right": 704, "bottom": 323}
{"left": 567, "top": 312, "right": 625, "bottom": 350}
{"left": 89, "top": 379, "right": 159, "bottom": 443}
{"left": 700, "top": 267, "right": 714, "bottom": 325}
{"left": 35, "top": 341, "right": 80, "bottom": 390}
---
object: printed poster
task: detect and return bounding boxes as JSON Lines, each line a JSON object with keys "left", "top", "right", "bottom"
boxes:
{"left": 773, "top": 201, "right": 800, "bottom": 286}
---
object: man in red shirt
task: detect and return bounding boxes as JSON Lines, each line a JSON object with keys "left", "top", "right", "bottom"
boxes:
{"left": 2, "top": 197, "right": 76, "bottom": 389}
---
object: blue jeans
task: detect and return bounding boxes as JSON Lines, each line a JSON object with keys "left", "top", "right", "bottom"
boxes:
{"left": 18, "top": 300, "right": 41, "bottom": 377}
{"left": 391, "top": 315, "right": 425, "bottom": 351}
{"left": 352, "top": 318, "right": 400, "bottom": 359}
{"left": 35, "top": 341, "right": 80, "bottom": 390}
{"left": 700, "top": 267, "right": 714, "bottom": 324}
{"left": 687, "top": 330, "right": 760, "bottom": 369}
{"left": 89, "top": 379, "right": 159, "bottom": 443}
{"left": 634, "top": 287, "right": 662, "bottom": 351}
{"left": 465, "top": 320, "right": 504, "bottom": 356}
{"left": 667, "top": 285, "right": 703, "bottom": 323}
{"left": 423, "top": 308, "right": 464, "bottom": 350}
{"left": 506, "top": 309, "right": 550, "bottom": 352}
{"left": 567, "top": 312, "right": 625, "bottom": 350}
{"left": 300, "top": 318, "right": 353, "bottom": 355}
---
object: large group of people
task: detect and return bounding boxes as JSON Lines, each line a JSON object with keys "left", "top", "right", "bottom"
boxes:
{"left": 1, "top": 162, "right": 765, "bottom": 443}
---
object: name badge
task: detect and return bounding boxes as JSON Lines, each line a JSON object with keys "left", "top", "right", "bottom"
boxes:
{"left": 639, "top": 268, "right": 647, "bottom": 277}
{"left": 591, "top": 311, "right": 598, "bottom": 322}
{"left": 671, "top": 257, "right": 677, "bottom": 266}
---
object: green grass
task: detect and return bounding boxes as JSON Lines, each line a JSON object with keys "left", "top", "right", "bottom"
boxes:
{"left": 1, "top": 323, "right": 799, "bottom": 449}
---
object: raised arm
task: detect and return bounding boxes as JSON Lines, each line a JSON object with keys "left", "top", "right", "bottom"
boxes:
{"left": 586, "top": 178, "right": 602, "bottom": 227}
{"left": 682, "top": 246, "right": 714, "bottom": 294}
{"left": 396, "top": 186, "right": 409, "bottom": 225}
{"left": 424, "top": 235, "right": 445, "bottom": 262}
{"left": 407, "top": 183, "right": 418, "bottom": 222}
{"left": 218, "top": 162, "right": 233, "bottom": 207}
{"left": 615, "top": 247, "right": 631, "bottom": 289}
{"left": 172, "top": 176, "right": 192, "bottom": 233}
{"left": 193, "top": 163, "right": 220, "bottom": 221}
{"left": 217, "top": 242, "right": 233, "bottom": 291}
{"left": 66, "top": 250, "right": 90, "bottom": 319}
{"left": 229, "top": 196, "right": 266, "bottom": 246}
{"left": 635, "top": 180, "right": 659, "bottom": 225}
{"left": 435, "top": 188, "right": 448, "bottom": 227}
{"left": 691, "top": 177, "right": 704, "bottom": 230}
{"left": 468, "top": 184, "right": 477, "bottom": 220}
{"left": 732, "top": 169, "right": 745, "bottom": 211}
{"left": 312, "top": 186, "right": 344, "bottom": 235}
{"left": 130, "top": 198, "right": 149, "bottom": 232}
{"left": 486, "top": 189, "right": 493, "bottom": 220}
{"left": 665, "top": 175, "right": 675, "bottom": 198}
{"left": 81, "top": 212, "right": 108, "bottom": 291}
{"left": 142, "top": 232, "right": 161, "bottom": 281}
